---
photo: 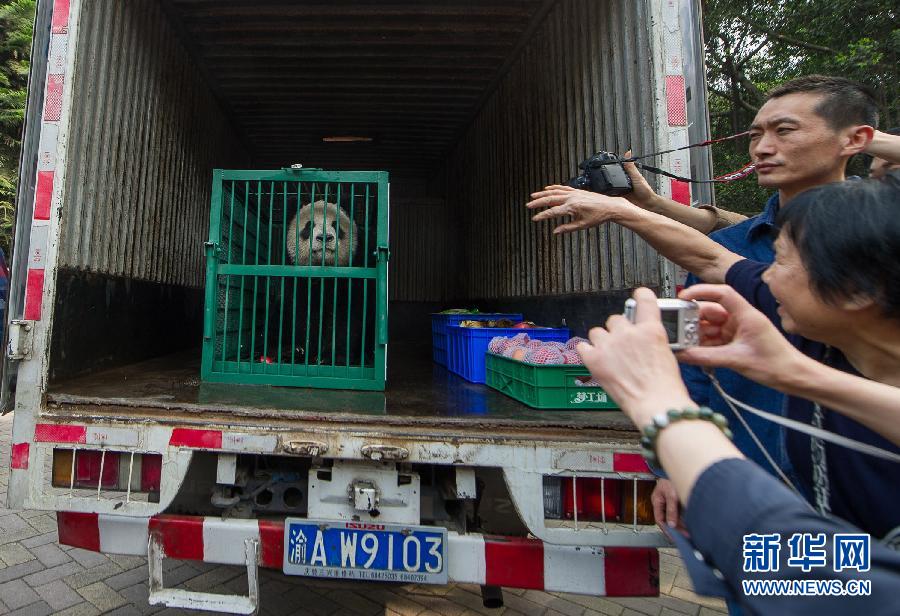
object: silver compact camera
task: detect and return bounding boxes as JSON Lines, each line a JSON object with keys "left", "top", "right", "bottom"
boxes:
{"left": 624, "top": 298, "right": 700, "bottom": 350}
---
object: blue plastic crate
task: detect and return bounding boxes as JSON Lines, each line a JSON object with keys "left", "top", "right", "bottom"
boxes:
{"left": 446, "top": 325, "right": 570, "bottom": 383}
{"left": 431, "top": 312, "right": 522, "bottom": 366}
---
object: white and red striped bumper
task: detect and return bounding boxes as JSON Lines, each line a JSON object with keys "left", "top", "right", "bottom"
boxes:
{"left": 57, "top": 512, "right": 658, "bottom": 597}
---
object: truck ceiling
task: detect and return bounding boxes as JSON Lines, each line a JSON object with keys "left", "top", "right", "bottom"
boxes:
{"left": 164, "top": 0, "right": 552, "bottom": 173}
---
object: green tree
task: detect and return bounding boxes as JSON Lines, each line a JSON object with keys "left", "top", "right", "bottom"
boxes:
{"left": 702, "top": 0, "right": 899, "bottom": 214}
{"left": 0, "top": 0, "right": 35, "bottom": 254}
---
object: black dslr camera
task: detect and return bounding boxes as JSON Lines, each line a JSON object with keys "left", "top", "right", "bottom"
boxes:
{"left": 565, "top": 151, "right": 633, "bottom": 196}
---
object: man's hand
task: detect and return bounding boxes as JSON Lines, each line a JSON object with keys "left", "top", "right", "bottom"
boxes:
{"left": 651, "top": 479, "right": 686, "bottom": 534}
{"left": 526, "top": 186, "right": 636, "bottom": 235}
{"left": 620, "top": 150, "right": 664, "bottom": 211}
{"left": 676, "top": 284, "right": 806, "bottom": 386}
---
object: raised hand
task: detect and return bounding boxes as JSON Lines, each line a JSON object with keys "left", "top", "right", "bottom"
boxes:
{"left": 576, "top": 288, "right": 693, "bottom": 428}
{"left": 526, "top": 185, "right": 633, "bottom": 235}
{"left": 676, "top": 284, "right": 805, "bottom": 384}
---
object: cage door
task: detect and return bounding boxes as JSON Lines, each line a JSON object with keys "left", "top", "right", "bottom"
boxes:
{"left": 201, "top": 169, "right": 389, "bottom": 391}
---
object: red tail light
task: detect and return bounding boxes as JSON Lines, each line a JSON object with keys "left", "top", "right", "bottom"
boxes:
{"left": 562, "top": 478, "right": 621, "bottom": 521}
{"left": 75, "top": 451, "right": 119, "bottom": 488}
{"left": 141, "top": 454, "right": 162, "bottom": 492}
{"left": 545, "top": 476, "right": 656, "bottom": 524}
{"left": 52, "top": 449, "right": 162, "bottom": 495}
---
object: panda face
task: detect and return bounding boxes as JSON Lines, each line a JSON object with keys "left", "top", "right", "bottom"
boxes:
{"left": 287, "top": 200, "right": 358, "bottom": 266}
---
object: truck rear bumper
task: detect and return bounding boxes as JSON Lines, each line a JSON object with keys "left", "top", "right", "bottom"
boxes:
{"left": 57, "top": 511, "right": 659, "bottom": 597}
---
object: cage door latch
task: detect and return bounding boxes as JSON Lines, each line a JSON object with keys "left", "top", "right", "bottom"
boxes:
{"left": 375, "top": 245, "right": 390, "bottom": 262}
{"left": 205, "top": 241, "right": 224, "bottom": 260}
{"left": 7, "top": 320, "right": 34, "bottom": 361}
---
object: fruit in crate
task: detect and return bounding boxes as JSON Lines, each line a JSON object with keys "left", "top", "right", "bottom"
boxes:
{"left": 511, "top": 347, "right": 528, "bottom": 361}
{"left": 512, "top": 321, "right": 537, "bottom": 329}
{"left": 562, "top": 350, "right": 582, "bottom": 364}
{"left": 566, "top": 336, "right": 588, "bottom": 350}
{"left": 524, "top": 347, "right": 565, "bottom": 365}
{"left": 459, "top": 320, "right": 485, "bottom": 327}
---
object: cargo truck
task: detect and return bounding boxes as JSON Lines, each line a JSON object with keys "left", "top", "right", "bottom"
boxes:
{"left": 6, "top": 0, "right": 713, "bottom": 612}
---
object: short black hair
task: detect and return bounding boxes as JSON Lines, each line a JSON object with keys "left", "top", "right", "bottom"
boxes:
{"left": 767, "top": 75, "right": 879, "bottom": 130}
{"left": 776, "top": 171, "right": 900, "bottom": 321}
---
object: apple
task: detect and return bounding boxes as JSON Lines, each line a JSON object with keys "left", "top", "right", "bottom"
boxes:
{"left": 512, "top": 321, "right": 537, "bottom": 329}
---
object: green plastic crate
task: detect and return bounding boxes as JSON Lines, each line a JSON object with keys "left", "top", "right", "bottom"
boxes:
{"left": 484, "top": 353, "right": 618, "bottom": 410}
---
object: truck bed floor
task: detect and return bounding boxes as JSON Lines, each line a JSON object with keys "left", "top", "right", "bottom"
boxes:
{"left": 44, "top": 343, "right": 638, "bottom": 438}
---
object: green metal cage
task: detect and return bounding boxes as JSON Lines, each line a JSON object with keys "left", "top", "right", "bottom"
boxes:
{"left": 201, "top": 169, "right": 390, "bottom": 391}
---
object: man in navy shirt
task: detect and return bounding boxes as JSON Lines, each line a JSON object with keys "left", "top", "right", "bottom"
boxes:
{"left": 527, "top": 79, "right": 900, "bottom": 538}
{"left": 617, "top": 76, "right": 882, "bottom": 530}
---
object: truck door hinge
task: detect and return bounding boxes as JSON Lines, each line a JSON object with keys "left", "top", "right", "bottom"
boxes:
{"left": 7, "top": 320, "right": 35, "bottom": 361}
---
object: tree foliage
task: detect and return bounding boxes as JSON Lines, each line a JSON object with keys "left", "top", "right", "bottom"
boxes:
{"left": 702, "top": 0, "right": 899, "bottom": 214}
{"left": 0, "top": 0, "right": 35, "bottom": 254}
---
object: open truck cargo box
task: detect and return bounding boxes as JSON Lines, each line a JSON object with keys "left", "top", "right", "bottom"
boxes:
{"left": 7, "top": 0, "right": 712, "bottom": 608}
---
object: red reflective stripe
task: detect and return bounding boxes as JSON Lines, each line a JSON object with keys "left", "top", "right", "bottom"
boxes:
{"left": 603, "top": 547, "right": 659, "bottom": 596}
{"left": 34, "top": 423, "right": 86, "bottom": 443}
{"left": 670, "top": 179, "right": 690, "bottom": 205}
{"left": 665, "top": 75, "right": 687, "bottom": 126}
{"left": 258, "top": 520, "right": 285, "bottom": 569}
{"left": 169, "top": 428, "right": 223, "bottom": 449}
{"left": 10, "top": 443, "right": 30, "bottom": 469}
{"left": 34, "top": 171, "right": 54, "bottom": 220}
{"left": 57, "top": 512, "right": 100, "bottom": 551}
{"left": 613, "top": 452, "right": 650, "bottom": 473}
{"left": 24, "top": 268, "right": 45, "bottom": 321}
{"left": 484, "top": 535, "right": 544, "bottom": 589}
{"left": 149, "top": 515, "right": 204, "bottom": 561}
{"left": 51, "top": 0, "right": 70, "bottom": 33}
{"left": 44, "top": 74, "right": 64, "bottom": 122}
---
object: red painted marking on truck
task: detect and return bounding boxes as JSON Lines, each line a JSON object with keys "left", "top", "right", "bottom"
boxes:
{"left": 258, "top": 520, "right": 284, "bottom": 569}
{"left": 612, "top": 452, "right": 650, "bottom": 473}
{"left": 34, "top": 171, "right": 54, "bottom": 220}
{"left": 149, "top": 515, "right": 204, "bottom": 560}
{"left": 51, "top": 0, "right": 70, "bottom": 33}
{"left": 484, "top": 535, "right": 544, "bottom": 589}
{"left": 44, "top": 74, "right": 64, "bottom": 122}
{"left": 603, "top": 547, "right": 659, "bottom": 596}
{"left": 34, "top": 423, "right": 86, "bottom": 443}
{"left": 169, "top": 428, "right": 223, "bottom": 449}
{"left": 670, "top": 179, "right": 690, "bottom": 205}
{"left": 24, "top": 268, "right": 45, "bottom": 320}
{"left": 57, "top": 511, "right": 100, "bottom": 551}
{"left": 10, "top": 443, "right": 30, "bottom": 469}
{"left": 665, "top": 75, "right": 687, "bottom": 126}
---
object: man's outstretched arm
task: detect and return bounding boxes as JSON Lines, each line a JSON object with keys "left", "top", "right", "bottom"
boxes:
{"left": 620, "top": 151, "right": 748, "bottom": 233}
{"left": 526, "top": 186, "right": 743, "bottom": 284}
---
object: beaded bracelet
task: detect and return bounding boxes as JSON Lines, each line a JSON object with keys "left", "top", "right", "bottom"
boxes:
{"left": 639, "top": 406, "right": 733, "bottom": 467}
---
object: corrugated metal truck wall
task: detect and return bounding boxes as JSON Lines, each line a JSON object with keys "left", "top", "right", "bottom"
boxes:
{"left": 446, "top": 0, "right": 660, "bottom": 300}
{"left": 48, "top": 0, "right": 245, "bottom": 382}
{"left": 57, "top": 0, "right": 242, "bottom": 288}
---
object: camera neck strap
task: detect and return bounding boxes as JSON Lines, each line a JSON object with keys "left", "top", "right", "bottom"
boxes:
{"left": 619, "top": 131, "right": 757, "bottom": 184}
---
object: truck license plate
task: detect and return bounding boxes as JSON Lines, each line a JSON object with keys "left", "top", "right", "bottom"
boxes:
{"left": 283, "top": 519, "right": 448, "bottom": 584}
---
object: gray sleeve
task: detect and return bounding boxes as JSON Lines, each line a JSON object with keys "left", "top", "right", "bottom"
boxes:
{"left": 681, "top": 458, "right": 900, "bottom": 614}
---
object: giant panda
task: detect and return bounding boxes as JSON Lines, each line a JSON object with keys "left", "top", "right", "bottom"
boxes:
{"left": 285, "top": 200, "right": 358, "bottom": 267}
{"left": 277, "top": 200, "right": 373, "bottom": 368}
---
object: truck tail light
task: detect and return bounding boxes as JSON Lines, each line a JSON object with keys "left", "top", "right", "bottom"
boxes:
{"left": 140, "top": 453, "right": 162, "bottom": 492}
{"left": 52, "top": 449, "right": 162, "bottom": 496}
{"left": 544, "top": 476, "right": 656, "bottom": 525}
